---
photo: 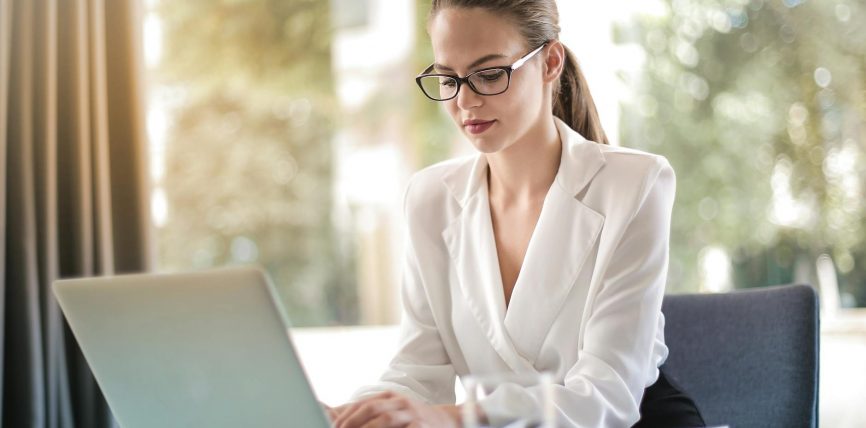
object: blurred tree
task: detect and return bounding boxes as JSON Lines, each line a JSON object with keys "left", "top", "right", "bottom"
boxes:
{"left": 411, "top": 0, "right": 460, "bottom": 167}
{"left": 340, "top": 0, "right": 457, "bottom": 169}
{"left": 616, "top": 0, "right": 865, "bottom": 304}
{"left": 154, "top": 0, "right": 358, "bottom": 325}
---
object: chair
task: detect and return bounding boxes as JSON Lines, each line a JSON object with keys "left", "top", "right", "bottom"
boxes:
{"left": 660, "top": 284, "right": 820, "bottom": 428}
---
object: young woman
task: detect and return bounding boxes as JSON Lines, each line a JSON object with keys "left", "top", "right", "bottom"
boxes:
{"left": 329, "top": 1, "right": 705, "bottom": 427}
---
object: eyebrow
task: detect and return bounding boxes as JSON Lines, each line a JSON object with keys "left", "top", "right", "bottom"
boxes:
{"left": 433, "top": 53, "right": 508, "bottom": 73}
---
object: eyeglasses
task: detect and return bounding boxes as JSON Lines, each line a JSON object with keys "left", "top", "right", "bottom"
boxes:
{"left": 415, "top": 42, "right": 548, "bottom": 101}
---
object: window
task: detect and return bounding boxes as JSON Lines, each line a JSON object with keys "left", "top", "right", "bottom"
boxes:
{"left": 143, "top": 0, "right": 459, "bottom": 327}
{"left": 142, "top": 0, "right": 865, "bottom": 419}
{"left": 615, "top": 0, "right": 866, "bottom": 305}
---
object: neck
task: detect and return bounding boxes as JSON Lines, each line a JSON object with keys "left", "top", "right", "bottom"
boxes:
{"left": 486, "top": 115, "right": 561, "bottom": 206}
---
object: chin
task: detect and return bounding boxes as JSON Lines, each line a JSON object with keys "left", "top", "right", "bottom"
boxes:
{"left": 467, "top": 136, "right": 508, "bottom": 154}
{"left": 458, "top": 121, "right": 512, "bottom": 154}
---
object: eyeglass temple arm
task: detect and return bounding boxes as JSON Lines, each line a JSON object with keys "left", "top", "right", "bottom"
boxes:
{"left": 511, "top": 43, "right": 548, "bottom": 71}
{"left": 417, "top": 63, "right": 435, "bottom": 77}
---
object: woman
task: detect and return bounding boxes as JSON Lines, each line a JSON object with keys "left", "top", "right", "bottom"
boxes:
{"left": 329, "top": 1, "right": 705, "bottom": 427}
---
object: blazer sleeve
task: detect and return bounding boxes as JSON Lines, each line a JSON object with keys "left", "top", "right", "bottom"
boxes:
{"left": 479, "top": 157, "right": 676, "bottom": 428}
{"left": 348, "top": 176, "right": 457, "bottom": 405}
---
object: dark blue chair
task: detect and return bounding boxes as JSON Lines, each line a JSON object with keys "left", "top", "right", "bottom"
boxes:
{"left": 661, "top": 284, "right": 820, "bottom": 428}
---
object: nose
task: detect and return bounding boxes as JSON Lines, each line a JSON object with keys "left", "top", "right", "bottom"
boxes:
{"left": 455, "top": 83, "right": 482, "bottom": 111}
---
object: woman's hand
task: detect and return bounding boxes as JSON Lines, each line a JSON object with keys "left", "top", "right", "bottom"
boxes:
{"left": 332, "top": 391, "right": 461, "bottom": 428}
{"left": 321, "top": 402, "right": 348, "bottom": 423}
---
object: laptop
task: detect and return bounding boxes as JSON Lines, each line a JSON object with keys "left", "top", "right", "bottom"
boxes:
{"left": 53, "top": 265, "right": 332, "bottom": 428}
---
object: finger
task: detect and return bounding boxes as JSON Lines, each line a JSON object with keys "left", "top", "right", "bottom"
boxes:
{"left": 334, "top": 392, "right": 396, "bottom": 425}
{"left": 335, "top": 397, "right": 406, "bottom": 428}
{"left": 336, "top": 392, "right": 393, "bottom": 419}
{"left": 320, "top": 401, "right": 345, "bottom": 422}
{"left": 336, "top": 399, "right": 400, "bottom": 428}
{"left": 358, "top": 410, "right": 413, "bottom": 428}
{"left": 327, "top": 407, "right": 339, "bottom": 422}
{"left": 334, "top": 400, "right": 373, "bottom": 427}
{"left": 333, "top": 401, "right": 366, "bottom": 425}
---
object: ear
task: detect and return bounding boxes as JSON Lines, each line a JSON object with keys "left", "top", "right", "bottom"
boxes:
{"left": 542, "top": 40, "right": 565, "bottom": 84}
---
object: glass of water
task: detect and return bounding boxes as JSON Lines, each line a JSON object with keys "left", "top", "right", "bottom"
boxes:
{"left": 461, "top": 371, "right": 556, "bottom": 428}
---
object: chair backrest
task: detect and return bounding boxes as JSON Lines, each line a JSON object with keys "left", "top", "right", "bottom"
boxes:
{"left": 661, "top": 284, "right": 819, "bottom": 428}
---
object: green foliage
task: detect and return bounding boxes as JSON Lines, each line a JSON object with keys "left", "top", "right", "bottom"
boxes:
{"left": 155, "top": 0, "right": 357, "bottom": 325}
{"left": 156, "top": 0, "right": 334, "bottom": 96}
{"left": 617, "top": 0, "right": 866, "bottom": 302}
{"left": 411, "top": 0, "right": 459, "bottom": 167}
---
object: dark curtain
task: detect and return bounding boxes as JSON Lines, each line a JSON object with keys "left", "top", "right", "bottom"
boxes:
{"left": 1, "top": 0, "right": 153, "bottom": 426}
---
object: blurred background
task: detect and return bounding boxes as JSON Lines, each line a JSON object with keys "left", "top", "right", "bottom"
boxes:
{"left": 140, "top": 0, "right": 865, "bottom": 425}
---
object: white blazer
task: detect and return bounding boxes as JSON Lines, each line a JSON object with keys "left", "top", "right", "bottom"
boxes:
{"left": 351, "top": 117, "right": 676, "bottom": 427}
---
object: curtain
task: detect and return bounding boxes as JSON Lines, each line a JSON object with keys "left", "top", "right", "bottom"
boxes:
{"left": 1, "top": 0, "right": 153, "bottom": 426}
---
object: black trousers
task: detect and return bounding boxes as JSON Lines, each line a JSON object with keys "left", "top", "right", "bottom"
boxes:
{"left": 632, "top": 367, "right": 706, "bottom": 428}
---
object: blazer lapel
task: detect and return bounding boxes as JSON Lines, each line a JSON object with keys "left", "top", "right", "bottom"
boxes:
{"left": 441, "top": 117, "right": 607, "bottom": 370}
{"left": 442, "top": 155, "right": 536, "bottom": 372}
{"left": 502, "top": 118, "right": 607, "bottom": 364}
{"left": 502, "top": 180, "right": 604, "bottom": 363}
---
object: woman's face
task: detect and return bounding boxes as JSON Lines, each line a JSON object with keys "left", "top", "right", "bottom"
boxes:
{"left": 428, "top": 7, "right": 549, "bottom": 154}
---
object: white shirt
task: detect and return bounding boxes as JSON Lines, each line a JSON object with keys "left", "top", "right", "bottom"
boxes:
{"left": 351, "top": 117, "right": 675, "bottom": 427}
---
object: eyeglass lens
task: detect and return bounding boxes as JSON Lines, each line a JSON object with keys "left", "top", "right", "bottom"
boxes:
{"left": 418, "top": 68, "right": 509, "bottom": 100}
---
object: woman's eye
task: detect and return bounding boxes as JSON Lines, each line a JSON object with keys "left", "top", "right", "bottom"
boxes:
{"left": 479, "top": 70, "right": 504, "bottom": 81}
{"left": 440, "top": 79, "right": 457, "bottom": 87}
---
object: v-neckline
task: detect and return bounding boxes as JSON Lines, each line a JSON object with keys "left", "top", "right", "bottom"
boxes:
{"left": 482, "top": 168, "right": 553, "bottom": 313}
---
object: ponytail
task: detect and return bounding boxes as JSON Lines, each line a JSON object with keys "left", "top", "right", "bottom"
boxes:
{"left": 553, "top": 45, "right": 609, "bottom": 145}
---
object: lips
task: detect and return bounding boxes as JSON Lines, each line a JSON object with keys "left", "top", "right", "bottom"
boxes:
{"left": 463, "top": 119, "right": 496, "bottom": 135}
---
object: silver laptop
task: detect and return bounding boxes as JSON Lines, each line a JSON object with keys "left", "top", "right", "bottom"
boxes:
{"left": 52, "top": 265, "right": 332, "bottom": 428}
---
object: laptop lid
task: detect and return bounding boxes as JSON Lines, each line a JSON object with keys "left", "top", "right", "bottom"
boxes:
{"left": 53, "top": 265, "right": 332, "bottom": 428}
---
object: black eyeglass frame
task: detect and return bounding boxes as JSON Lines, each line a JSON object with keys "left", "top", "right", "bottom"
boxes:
{"left": 415, "top": 42, "right": 549, "bottom": 101}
